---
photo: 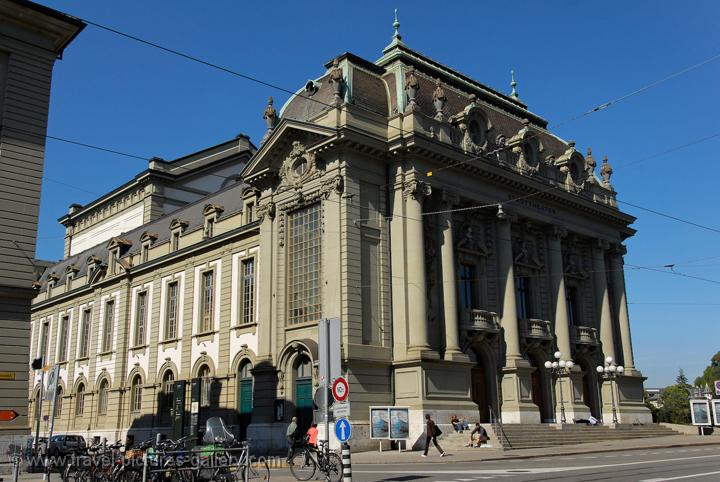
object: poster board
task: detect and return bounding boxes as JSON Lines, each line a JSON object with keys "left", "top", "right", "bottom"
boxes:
{"left": 690, "top": 399, "right": 711, "bottom": 426}
{"left": 712, "top": 400, "right": 720, "bottom": 426}
{"left": 369, "top": 406, "right": 409, "bottom": 440}
{"left": 369, "top": 407, "right": 389, "bottom": 439}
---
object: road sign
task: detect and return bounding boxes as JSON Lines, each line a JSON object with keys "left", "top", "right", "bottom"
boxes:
{"left": 314, "top": 387, "right": 334, "bottom": 410}
{"left": 715, "top": 380, "right": 720, "bottom": 396}
{"left": 332, "top": 377, "right": 349, "bottom": 402}
{"left": 335, "top": 418, "right": 351, "bottom": 443}
{"left": 45, "top": 365, "right": 59, "bottom": 402}
{"left": 0, "top": 372, "right": 16, "bottom": 380}
{"left": 333, "top": 402, "right": 350, "bottom": 419}
{"left": 0, "top": 410, "right": 19, "bottom": 422}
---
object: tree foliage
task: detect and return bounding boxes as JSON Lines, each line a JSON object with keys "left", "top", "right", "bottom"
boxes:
{"left": 693, "top": 351, "right": 720, "bottom": 389}
{"left": 657, "top": 369, "right": 691, "bottom": 424}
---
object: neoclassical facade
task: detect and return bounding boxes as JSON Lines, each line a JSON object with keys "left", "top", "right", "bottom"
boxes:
{"left": 29, "top": 27, "right": 650, "bottom": 451}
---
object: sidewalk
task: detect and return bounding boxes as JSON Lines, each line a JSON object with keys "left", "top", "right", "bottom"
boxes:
{"left": 349, "top": 434, "right": 720, "bottom": 465}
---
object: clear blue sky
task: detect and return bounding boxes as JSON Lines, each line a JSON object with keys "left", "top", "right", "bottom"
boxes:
{"left": 35, "top": 1, "right": 719, "bottom": 388}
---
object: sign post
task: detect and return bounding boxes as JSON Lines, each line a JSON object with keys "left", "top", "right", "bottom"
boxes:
{"left": 318, "top": 317, "right": 341, "bottom": 445}
{"left": 715, "top": 380, "right": 720, "bottom": 397}
{"left": 43, "top": 365, "right": 60, "bottom": 482}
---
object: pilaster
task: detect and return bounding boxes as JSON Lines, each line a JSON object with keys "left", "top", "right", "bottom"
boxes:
{"left": 546, "top": 225, "right": 572, "bottom": 359}
{"left": 609, "top": 244, "right": 636, "bottom": 373}
{"left": 592, "top": 240, "right": 615, "bottom": 361}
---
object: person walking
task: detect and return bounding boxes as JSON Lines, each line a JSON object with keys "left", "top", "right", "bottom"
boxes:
{"left": 422, "top": 414, "right": 446, "bottom": 457}
{"left": 286, "top": 416, "right": 299, "bottom": 463}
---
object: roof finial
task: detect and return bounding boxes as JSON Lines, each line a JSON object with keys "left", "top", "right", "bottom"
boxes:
{"left": 393, "top": 9, "right": 401, "bottom": 41}
{"left": 510, "top": 69, "right": 519, "bottom": 99}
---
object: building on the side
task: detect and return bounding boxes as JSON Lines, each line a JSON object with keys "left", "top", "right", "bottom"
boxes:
{"left": 29, "top": 21, "right": 650, "bottom": 452}
{"left": 0, "top": 0, "right": 84, "bottom": 459}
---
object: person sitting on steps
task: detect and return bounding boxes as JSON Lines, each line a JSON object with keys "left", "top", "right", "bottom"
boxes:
{"left": 465, "top": 423, "right": 489, "bottom": 447}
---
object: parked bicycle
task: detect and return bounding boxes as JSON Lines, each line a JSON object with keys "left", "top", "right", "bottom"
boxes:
{"left": 289, "top": 439, "right": 342, "bottom": 482}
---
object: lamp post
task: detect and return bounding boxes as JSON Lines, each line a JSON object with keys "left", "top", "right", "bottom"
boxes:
{"left": 597, "top": 356, "right": 624, "bottom": 424}
{"left": 545, "top": 351, "right": 574, "bottom": 424}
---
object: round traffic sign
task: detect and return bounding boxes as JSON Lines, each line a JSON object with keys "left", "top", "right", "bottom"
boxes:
{"left": 332, "top": 377, "right": 349, "bottom": 402}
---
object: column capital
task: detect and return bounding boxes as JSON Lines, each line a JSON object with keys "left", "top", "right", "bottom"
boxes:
{"left": 403, "top": 179, "right": 432, "bottom": 200}
{"left": 547, "top": 224, "right": 568, "bottom": 241}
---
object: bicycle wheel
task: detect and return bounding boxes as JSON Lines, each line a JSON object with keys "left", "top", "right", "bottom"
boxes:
{"left": 324, "top": 452, "right": 343, "bottom": 482}
{"left": 241, "top": 458, "right": 270, "bottom": 481}
{"left": 289, "top": 449, "right": 315, "bottom": 481}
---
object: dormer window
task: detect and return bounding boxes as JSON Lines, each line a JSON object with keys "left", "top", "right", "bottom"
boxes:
{"left": 139, "top": 232, "right": 158, "bottom": 264}
{"left": 169, "top": 219, "right": 189, "bottom": 252}
{"left": 65, "top": 265, "right": 79, "bottom": 291}
{"left": 106, "top": 237, "right": 132, "bottom": 275}
{"left": 109, "top": 248, "right": 119, "bottom": 274}
{"left": 242, "top": 189, "right": 259, "bottom": 225}
{"left": 87, "top": 255, "right": 102, "bottom": 281}
{"left": 246, "top": 202, "right": 255, "bottom": 224}
{"left": 203, "top": 204, "right": 224, "bottom": 239}
{"left": 46, "top": 273, "right": 59, "bottom": 297}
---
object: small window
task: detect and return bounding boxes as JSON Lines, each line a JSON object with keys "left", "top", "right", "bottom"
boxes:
{"left": 66, "top": 274, "right": 73, "bottom": 291}
{"left": 198, "top": 365, "right": 212, "bottom": 407}
{"left": 200, "top": 270, "right": 214, "bottom": 333}
{"left": 134, "top": 291, "right": 148, "bottom": 346}
{"left": 205, "top": 218, "right": 215, "bottom": 238}
{"left": 54, "top": 387, "right": 64, "bottom": 417}
{"left": 240, "top": 258, "right": 256, "bottom": 324}
{"left": 75, "top": 384, "right": 85, "bottom": 416}
{"left": 109, "top": 249, "right": 118, "bottom": 274}
{"left": 130, "top": 375, "right": 142, "bottom": 412}
{"left": 39, "top": 322, "right": 49, "bottom": 362}
{"left": 165, "top": 281, "right": 179, "bottom": 340}
{"left": 98, "top": 379, "right": 109, "bottom": 415}
{"left": 161, "top": 370, "right": 175, "bottom": 411}
{"left": 102, "top": 300, "right": 115, "bottom": 353}
{"left": 172, "top": 231, "right": 180, "bottom": 252}
{"left": 58, "top": 315, "right": 69, "bottom": 362}
{"left": 246, "top": 202, "right": 255, "bottom": 223}
{"left": 296, "top": 357, "right": 312, "bottom": 379}
{"left": 141, "top": 244, "right": 150, "bottom": 263}
{"left": 79, "top": 308, "right": 91, "bottom": 358}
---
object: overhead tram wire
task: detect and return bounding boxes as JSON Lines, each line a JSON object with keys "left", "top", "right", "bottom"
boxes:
{"left": 552, "top": 51, "right": 720, "bottom": 128}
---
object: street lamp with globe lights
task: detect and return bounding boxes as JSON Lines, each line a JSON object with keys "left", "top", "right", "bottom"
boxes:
{"left": 597, "top": 356, "right": 624, "bottom": 424}
{"left": 545, "top": 351, "right": 574, "bottom": 424}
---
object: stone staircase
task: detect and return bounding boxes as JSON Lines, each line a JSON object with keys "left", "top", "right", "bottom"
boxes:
{"left": 492, "top": 423, "right": 681, "bottom": 450}
{"left": 436, "top": 425, "right": 502, "bottom": 452}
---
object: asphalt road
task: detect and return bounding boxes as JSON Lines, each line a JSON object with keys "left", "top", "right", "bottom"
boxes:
{"left": 267, "top": 445, "right": 720, "bottom": 482}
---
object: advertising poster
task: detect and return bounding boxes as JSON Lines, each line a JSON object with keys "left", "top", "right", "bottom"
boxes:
{"left": 690, "top": 399, "right": 711, "bottom": 426}
{"left": 712, "top": 400, "right": 720, "bottom": 426}
{"left": 389, "top": 407, "right": 410, "bottom": 440}
{"left": 370, "top": 407, "right": 389, "bottom": 439}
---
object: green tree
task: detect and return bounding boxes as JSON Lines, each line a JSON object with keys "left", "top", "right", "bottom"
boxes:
{"left": 676, "top": 369, "right": 689, "bottom": 387}
{"left": 693, "top": 351, "right": 720, "bottom": 389}
{"left": 657, "top": 384, "right": 690, "bottom": 424}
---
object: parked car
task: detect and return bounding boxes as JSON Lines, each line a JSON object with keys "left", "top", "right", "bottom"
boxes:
{"left": 25, "top": 436, "right": 47, "bottom": 457}
{"left": 47, "top": 435, "right": 86, "bottom": 456}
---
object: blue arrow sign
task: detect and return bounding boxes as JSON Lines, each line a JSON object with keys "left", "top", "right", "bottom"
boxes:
{"left": 334, "top": 417, "right": 351, "bottom": 443}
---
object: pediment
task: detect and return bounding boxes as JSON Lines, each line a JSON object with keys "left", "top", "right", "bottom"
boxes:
{"left": 242, "top": 119, "right": 337, "bottom": 186}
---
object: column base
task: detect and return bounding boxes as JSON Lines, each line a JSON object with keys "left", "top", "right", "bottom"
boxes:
{"left": 407, "top": 347, "right": 440, "bottom": 360}
{"left": 444, "top": 349, "right": 471, "bottom": 362}
{"left": 555, "top": 371, "right": 592, "bottom": 423}
{"left": 500, "top": 359, "right": 541, "bottom": 424}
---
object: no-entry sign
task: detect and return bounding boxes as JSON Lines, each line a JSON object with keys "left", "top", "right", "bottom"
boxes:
{"left": 0, "top": 410, "right": 19, "bottom": 422}
{"left": 332, "top": 377, "right": 349, "bottom": 402}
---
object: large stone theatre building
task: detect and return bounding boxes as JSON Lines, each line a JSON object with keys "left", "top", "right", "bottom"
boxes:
{"left": 29, "top": 25, "right": 650, "bottom": 450}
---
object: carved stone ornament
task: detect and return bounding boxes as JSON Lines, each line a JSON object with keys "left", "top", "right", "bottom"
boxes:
{"left": 554, "top": 141, "right": 584, "bottom": 192}
{"left": 507, "top": 119, "right": 541, "bottom": 175}
{"left": 584, "top": 147, "right": 597, "bottom": 185}
{"left": 329, "top": 58, "right": 344, "bottom": 104}
{"left": 404, "top": 66, "right": 420, "bottom": 112}
{"left": 279, "top": 141, "right": 320, "bottom": 188}
{"left": 432, "top": 79, "right": 447, "bottom": 120}
{"left": 600, "top": 156, "right": 614, "bottom": 189}
{"left": 513, "top": 236, "right": 543, "bottom": 270}
{"left": 320, "top": 175, "right": 344, "bottom": 199}
{"left": 263, "top": 96, "right": 278, "bottom": 130}
{"left": 456, "top": 223, "right": 488, "bottom": 255}
{"left": 256, "top": 201, "right": 276, "bottom": 221}
{"left": 402, "top": 178, "right": 432, "bottom": 200}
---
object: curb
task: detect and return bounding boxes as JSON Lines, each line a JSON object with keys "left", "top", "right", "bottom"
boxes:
{"left": 352, "top": 439, "right": 720, "bottom": 465}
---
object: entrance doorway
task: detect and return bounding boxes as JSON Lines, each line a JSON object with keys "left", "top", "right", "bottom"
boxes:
{"left": 471, "top": 365, "right": 490, "bottom": 423}
{"left": 295, "top": 356, "right": 313, "bottom": 433}
{"left": 578, "top": 358, "right": 601, "bottom": 418}
{"left": 529, "top": 354, "right": 552, "bottom": 422}
{"left": 531, "top": 369, "right": 547, "bottom": 421}
{"left": 237, "top": 361, "right": 253, "bottom": 439}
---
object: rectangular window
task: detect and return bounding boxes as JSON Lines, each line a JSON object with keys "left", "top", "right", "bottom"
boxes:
{"left": 58, "top": 315, "right": 69, "bottom": 362}
{"left": 142, "top": 244, "right": 149, "bottom": 263}
{"left": 165, "top": 281, "right": 179, "bottom": 340}
{"left": 172, "top": 232, "right": 180, "bottom": 251}
{"left": 66, "top": 275, "right": 73, "bottom": 291}
{"left": 566, "top": 286, "right": 580, "bottom": 326}
{"left": 240, "top": 258, "right": 255, "bottom": 324}
{"left": 205, "top": 218, "right": 214, "bottom": 238}
{"left": 516, "top": 277, "right": 532, "bottom": 319}
{"left": 361, "top": 235, "right": 380, "bottom": 345}
{"left": 246, "top": 202, "right": 255, "bottom": 223}
{"left": 102, "top": 300, "right": 115, "bottom": 352}
{"left": 109, "top": 250, "right": 117, "bottom": 274}
{"left": 200, "top": 271, "right": 214, "bottom": 333}
{"left": 39, "top": 322, "right": 49, "bottom": 362}
{"left": 134, "top": 291, "right": 148, "bottom": 346}
{"left": 458, "top": 263, "right": 477, "bottom": 311}
{"left": 287, "top": 204, "right": 322, "bottom": 324}
{"left": 79, "top": 308, "right": 91, "bottom": 358}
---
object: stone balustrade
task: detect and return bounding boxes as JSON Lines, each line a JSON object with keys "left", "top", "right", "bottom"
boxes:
{"left": 520, "top": 318, "right": 553, "bottom": 340}
{"left": 572, "top": 325, "right": 600, "bottom": 346}
{"left": 461, "top": 309, "right": 500, "bottom": 333}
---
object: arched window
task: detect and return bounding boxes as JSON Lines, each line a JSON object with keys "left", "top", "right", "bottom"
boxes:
{"left": 130, "top": 375, "right": 143, "bottom": 412}
{"left": 161, "top": 370, "right": 175, "bottom": 411}
{"left": 75, "top": 383, "right": 85, "bottom": 416}
{"left": 98, "top": 379, "right": 109, "bottom": 415}
{"left": 198, "top": 364, "right": 212, "bottom": 407}
{"left": 54, "top": 386, "right": 63, "bottom": 417}
{"left": 296, "top": 357, "right": 312, "bottom": 380}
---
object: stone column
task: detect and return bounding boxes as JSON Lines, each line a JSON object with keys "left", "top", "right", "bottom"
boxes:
{"left": 439, "top": 191, "right": 462, "bottom": 360}
{"left": 609, "top": 245, "right": 635, "bottom": 371}
{"left": 404, "top": 175, "right": 432, "bottom": 355}
{"left": 592, "top": 240, "right": 615, "bottom": 361}
{"left": 495, "top": 208, "right": 521, "bottom": 360}
{"left": 547, "top": 226, "right": 572, "bottom": 359}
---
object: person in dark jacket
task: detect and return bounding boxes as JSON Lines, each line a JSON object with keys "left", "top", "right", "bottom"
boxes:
{"left": 422, "top": 414, "right": 446, "bottom": 457}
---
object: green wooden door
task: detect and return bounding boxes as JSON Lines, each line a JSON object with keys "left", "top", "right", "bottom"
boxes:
{"left": 296, "top": 379, "right": 313, "bottom": 433}
{"left": 238, "top": 379, "right": 252, "bottom": 439}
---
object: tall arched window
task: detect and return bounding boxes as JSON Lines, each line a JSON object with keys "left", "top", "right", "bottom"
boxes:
{"left": 130, "top": 375, "right": 143, "bottom": 412}
{"left": 198, "top": 365, "right": 211, "bottom": 407}
{"left": 161, "top": 370, "right": 175, "bottom": 411}
{"left": 54, "top": 386, "right": 63, "bottom": 417}
{"left": 75, "top": 383, "right": 85, "bottom": 416}
{"left": 98, "top": 379, "right": 109, "bottom": 415}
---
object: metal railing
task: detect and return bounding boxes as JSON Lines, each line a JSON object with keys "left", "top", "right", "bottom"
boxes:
{"left": 489, "top": 406, "right": 511, "bottom": 449}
